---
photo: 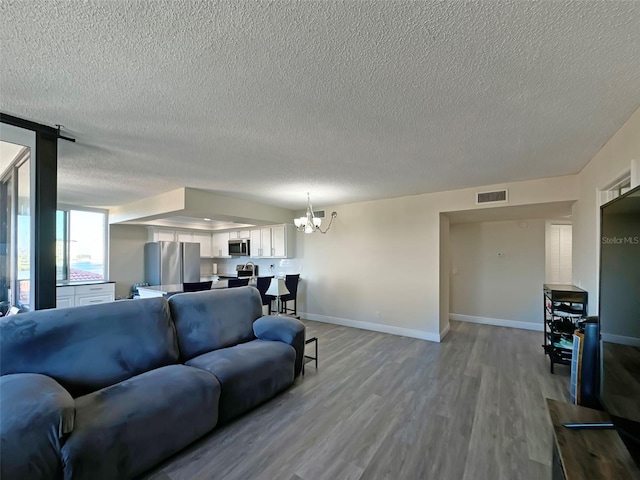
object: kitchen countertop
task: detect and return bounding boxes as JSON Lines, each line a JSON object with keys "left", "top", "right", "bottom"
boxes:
{"left": 138, "top": 280, "right": 230, "bottom": 297}
{"left": 201, "top": 274, "right": 276, "bottom": 280}
{"left": 56, "top": 280, "right": 115, "bottom": 287}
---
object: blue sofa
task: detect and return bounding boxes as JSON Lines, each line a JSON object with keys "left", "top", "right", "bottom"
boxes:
{"left": 0, "top": 286, "right": 305, "bottom": 480}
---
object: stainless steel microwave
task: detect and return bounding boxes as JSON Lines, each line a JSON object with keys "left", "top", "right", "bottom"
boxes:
{"left": 228, "top": 239, "right": 250, "bottom": 256}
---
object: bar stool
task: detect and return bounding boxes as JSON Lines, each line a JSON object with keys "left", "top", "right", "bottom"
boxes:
{"left": 227, "top": 278, "right": 250, "bottom": 288}
{"left": 279, "top": 274, "right": 300, "bottom": 317}
{"left": 182, "top": 281, "right": 212, "bottom": 292}
{"left": 256, "top": 276, "right": 275, "bottom": 314}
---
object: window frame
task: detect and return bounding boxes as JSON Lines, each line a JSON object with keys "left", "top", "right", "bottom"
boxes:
{"left": 56, "top": 204, "right": 109, "bottom": 283}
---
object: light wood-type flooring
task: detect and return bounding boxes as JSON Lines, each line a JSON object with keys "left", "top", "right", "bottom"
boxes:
{"left": 143, "top": 320, "right": 569, "bottom": 480}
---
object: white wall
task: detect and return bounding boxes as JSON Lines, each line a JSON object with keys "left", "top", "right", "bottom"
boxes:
{"left": 299, "top": 175, "right": 578, "bottom": 341}
{"left": 439, "top": 213, "right": 450, "bottom": 336}
{"left": 449, "top": 219, "right": 545, "bottom": 328}
{"left": 109, "top": 224, "right": 148, "bottom": 298}
{"left": 573, "top": 107, "right": 640, "bottom": 314}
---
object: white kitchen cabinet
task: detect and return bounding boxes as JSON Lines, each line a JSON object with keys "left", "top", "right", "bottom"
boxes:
{"left": 260, "top": 227, "right": 273, "bottom": 257}
{"left": 76, "top": 292, "right": 115, "bottom": 306}
{"left": 249, "top": 227, "right": 271, "bottom": 257}
{"left": 152, "top": 228, "right": 212, "bottom": 257}
{"left": 56, "top": 283, "right": 115, "bottom": 308}
{"left": 211, "top": 232, "right": 230, "bottom": 258}
{"left": 250, "top": 229, "right": 262, "bottom": 257}
{"left": 249, "top": 225, "right": 295, "bottom": 258}
{"left": 271, "top": 225, "right": 286, "bottom": 257}
{"left": 56, "top": 286, "right": 75, "bottom": 308}
{"left": 193, "top": 232, "right": 212, "bottom": 257}
{"left": 272, "top": 224, "right": 295, "bottom": 258}
{"left": 176, "top": 231, "right": 193, "bottom": 243}
{"left": 155, "top": 229, "right": 176, "bottom": 242}
{"left": 229, "top": 230, "right": 251, "bottom": 240}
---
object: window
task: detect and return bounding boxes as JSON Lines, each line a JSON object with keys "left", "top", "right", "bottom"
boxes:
{"left": 56, "top": 207, "right": 108, "bottom": 282}
{"left": 600, "top": 173, "right": 632, "bottom": 206}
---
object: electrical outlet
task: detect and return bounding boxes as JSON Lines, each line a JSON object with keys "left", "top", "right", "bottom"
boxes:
{"left": 375, "top": 311, "right": 380, "bottom": 319}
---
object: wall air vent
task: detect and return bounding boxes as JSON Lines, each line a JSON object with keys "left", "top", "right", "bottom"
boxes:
{"left": 476, "top": 189, "right": 508, "bottom": 205}
{"left": 313, "top": 210, "right": 325, "bottom": 218}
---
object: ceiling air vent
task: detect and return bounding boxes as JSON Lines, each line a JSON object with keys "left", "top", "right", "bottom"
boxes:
{"left": 476, "top": 189, "right": 508, "bottom": 205}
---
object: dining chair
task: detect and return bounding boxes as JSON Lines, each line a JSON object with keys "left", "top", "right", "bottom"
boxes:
{"left": 227, "top": 278, "right": 250, "bottom": 288}
{"left": 182, "top": 281, "right": 213, "bottom": 293}
{"left": 256, "top": 276, "right": 275, "bottom": 314}
{"left": 279, "top": 274, "right": 300, "bottom": 317}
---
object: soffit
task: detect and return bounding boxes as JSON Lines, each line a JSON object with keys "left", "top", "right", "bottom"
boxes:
{"left": 446, "top": 201, "right": 575, "bottom": 224}
{"left": 1, "top": 1, "right": 639, "bottom": 211}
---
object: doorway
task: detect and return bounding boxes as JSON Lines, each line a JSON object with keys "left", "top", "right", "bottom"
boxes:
{"left": 545, "top": 223, "right": 572, "bottom": 285}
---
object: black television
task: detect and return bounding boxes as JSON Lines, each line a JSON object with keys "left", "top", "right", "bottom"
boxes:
{"left": 598, "top": 183, "right": 640, "bottom": 466}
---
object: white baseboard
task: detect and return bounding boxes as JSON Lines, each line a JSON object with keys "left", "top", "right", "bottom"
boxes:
{"left": 601, "top": 333, "right": 640, "bottom": 347}
{"left": 450, "top": 313, "right": 543, "bottom": 332}
{"left": 440, "top": 322, "right": 451, "bottom": 340}
{"left": 299, "top": 312, "right": 442, "bottom": 342}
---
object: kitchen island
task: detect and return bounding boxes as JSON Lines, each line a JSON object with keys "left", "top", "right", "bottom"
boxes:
{"left": 137, "top": 280, "right": 230, "bottom": 299}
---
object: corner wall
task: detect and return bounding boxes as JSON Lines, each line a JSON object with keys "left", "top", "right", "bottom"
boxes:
{"left": 573, "top": 107, "right": 640, "bottom": 314}
{"left": 109, "top": 224, "right": 148, "bottom": 298}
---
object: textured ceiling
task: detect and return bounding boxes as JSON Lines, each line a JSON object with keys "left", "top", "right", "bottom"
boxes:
{"left": 1, "top": 1, "right": 639, "bottom": 211}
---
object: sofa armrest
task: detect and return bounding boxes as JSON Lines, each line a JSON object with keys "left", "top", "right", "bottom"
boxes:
{"left": 254, "top": 315, "right": 306, "bottom": 377}
{"left": 0, "top": 373, "right": 75, "bottom": 480}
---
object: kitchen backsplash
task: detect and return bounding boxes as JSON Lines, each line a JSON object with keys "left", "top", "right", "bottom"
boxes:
{"left": 200, "top": 257, "right": 302, "bottom": 277}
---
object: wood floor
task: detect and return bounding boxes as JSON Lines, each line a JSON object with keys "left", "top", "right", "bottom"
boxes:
{"left": 143, "top": 320, "right": 570, "bottom": 480}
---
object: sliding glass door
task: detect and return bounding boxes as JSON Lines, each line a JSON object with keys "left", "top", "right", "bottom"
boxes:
{"left": 1, "top": 124, "right": 36, "bottom": 312}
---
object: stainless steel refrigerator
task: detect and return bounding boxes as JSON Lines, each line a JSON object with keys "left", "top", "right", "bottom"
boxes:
{"left": 144, "top": 242, "right": 201, "bottom": 286}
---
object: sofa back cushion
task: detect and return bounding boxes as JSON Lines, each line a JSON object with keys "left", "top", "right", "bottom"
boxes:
{"left": 169, "top": 286, "right": 263, "bottom": 361}
{"left": 0, "top": 297, "right": 179, "bottom": 397}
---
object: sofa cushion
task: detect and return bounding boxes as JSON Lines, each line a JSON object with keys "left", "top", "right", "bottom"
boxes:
{"left": 186, "top": 339, "right": 295, "bottom": 423}
{"left": 0, "top": 373, "right": 75, "bottom": 480}
{"left": 169, "top": 286, "right": 263, "bottom": 361}
{"left": 254, "top": 315, "right": 306, "bottom": 377}
{"left": 0, "top": 297, "right": 179, "bottom": 397}
{"left": 60, "top": 364, "right": 220, "bottom": 480}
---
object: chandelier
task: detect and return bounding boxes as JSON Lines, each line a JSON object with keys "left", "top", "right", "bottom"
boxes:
{"left": 294, "top": 193, "right": 337, "bottom": 234}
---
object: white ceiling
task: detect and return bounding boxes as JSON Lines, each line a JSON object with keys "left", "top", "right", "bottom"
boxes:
{"left": 1, "top": 1, "right": 639, "bottom": 212}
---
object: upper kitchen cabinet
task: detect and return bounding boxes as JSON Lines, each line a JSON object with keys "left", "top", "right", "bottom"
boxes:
{"left": 192, "top": 232, "right": 212, "bottom": 257}
{"left": 249, "top": 227, "right": 271, "bottom": 257}
{"left": 229, "top": 230, "right": 251, "bottom": 240}
{"left": 250, "top": 229, "right": 261, "bottom": 257}
{"left": 176, "top": 231, "right": 194, "bottom": 243}
{"left": 148, "top": 228, "right": 213, "bottom": 258}
{"left": 211, "top": 232, "right": 231, "bottom": 258}
{"left": 250, "top": 225, "right": 295, "bottom": 258}
{"left": 149, "top": 228, "right": 177, "bottom": 242}
{"left": 271, "top": 225, "right": 288, "bottom": 257}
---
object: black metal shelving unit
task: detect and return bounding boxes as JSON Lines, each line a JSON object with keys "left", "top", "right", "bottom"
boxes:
{"left": 543, "top": 284, "right": 588, "bottom": 374}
